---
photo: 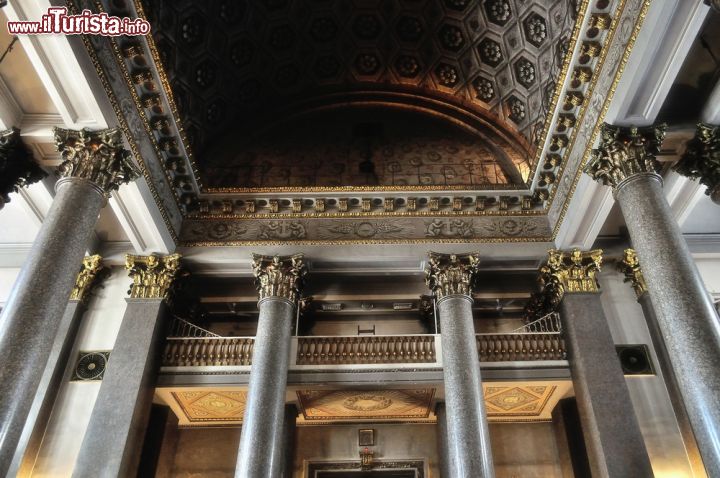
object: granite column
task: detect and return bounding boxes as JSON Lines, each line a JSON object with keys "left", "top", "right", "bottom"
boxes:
{"left": 235, "top": 254, "right": 306, "bottom": 478}
{"left": 587, "top": 124, "right": 720, "bottom": 472}
{"left": 72, "top": 253, "right": 184, "bottom": 478}
{"left": 0, "top": 128, "right": 138, "bottom": 474}
{"left": 426, "top": 252, "right": 494, "bottom": 478}
{"left": 537, "top": 249, "right": 653, "bottom": 477}
{"left": 435, "top": 402, "right": 452, "bottom": 478}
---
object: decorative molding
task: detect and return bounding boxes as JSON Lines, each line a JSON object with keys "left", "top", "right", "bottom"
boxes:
{"left": 674, "top": 123, "right": 720, "bottom": 204}
{"left": 296, "top": 389, "right": 435, "bottom": 421}
{"left": 584, "top": 123, "right": 666, "bottom": 190}
{"left": 425, "top": 252, "right": 480, "bottom": 299}
{"left": 617, "top": 248, "right": 647, "bottom": 298}
{"left": 54, "top": 127, "right": 140, "bottom": 197}
{"left": 252, "top": 253, "right": 307, "bottom": 303}
{"left": 125, "top": 253, "right": 184, "bottom": 299}
{"left": 69, "top": 254, "right": 108, "bottom": 304}
{"left": 0, "top": 128, "right": 46, "bottom": 210}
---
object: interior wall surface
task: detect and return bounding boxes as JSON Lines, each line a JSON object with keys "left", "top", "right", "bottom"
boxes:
{"left": 29, "top": 266, "right": 129, "bottom": 477}
{"left": 598, "top": 270, "right": 694, "bottom": 477}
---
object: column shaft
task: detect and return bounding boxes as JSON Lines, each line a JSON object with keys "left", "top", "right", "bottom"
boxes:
{"left": 560, "top": 293, "right": 653, "bottom": 477}
{"left": 438, "top": 295, "right": 494, "bottom": 478}
{"left": 8, "top": 300, "right": 87, "bottom": 476}
{"left": 281, "top": 404, "right": 297, "bottom": 478}
{"left": 0, "top": 179, "right": 104, "bottom": 473}
{"left": 235, "top": 298, "right": 295, "bottom": 478}
{"left": 435, "top": 402, "right": 452, "bottom": 478}
{"left": 72, "top": 299, "right": 169, "bottom": 478}
{"left": 616, "top": 173, "right": 720, "bottom": 472}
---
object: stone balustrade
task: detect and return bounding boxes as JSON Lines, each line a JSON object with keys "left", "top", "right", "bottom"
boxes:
{"left": 476, "top": 332, "right": 566, "bottom": 362}
{"left": 161, "top": 332, "right": 566, "bottom": 367}
{"left": 296, "top": 335, "right": 437, "bottom": 365}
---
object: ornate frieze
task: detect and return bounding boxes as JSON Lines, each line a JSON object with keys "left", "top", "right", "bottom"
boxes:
{"left": 425, "top": 252, "right": 480, "bottom": 299}
{"left": 584, "top": 123, "right": 667, "bottom": 190}
{"left": 0, "top": 128, "right": 46, "bottom": 210}
{"left": 125, "top": 253, "right": 184, "bottom": 299}
{"left": 70, "top": 255, "right": 108, "bottom": 304}
{"left": 54, "top": 127, "right": 140, "bottom": 197}
{"left": 252, "top": 253, "right": 307, "bottom": 303}
{"left": 674, "top": 123, "right": 720, "bottom": 204}
{"left": 617, "top": 248, "right": 647, "bottom": 298}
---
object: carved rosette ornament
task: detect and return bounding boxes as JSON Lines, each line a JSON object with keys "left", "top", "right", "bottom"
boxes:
{"left": 125, "top": 253, "right": 185, "bottom": 300}
{"left": 425, "top": 252, "right": 480, "bottom": 300}
{"left": 252, "top": 253, "right": 307, "bottom": 303}
{"left": 70, "top": 255, "right": 108, "bottom": 304}
{"left": 674, "top": 123, "right": 720, "bottom": 204}
{"left": 617, "top": 248, "right": 647, "bottom": 298}
{"left": 584, "top": 123, "right": 667, "bottom": 190}
{"left": 0, "top": 127, "right": 46, "bottom": 210}
{"left": 54, "top": 127, "right": 140, "bottom": 196}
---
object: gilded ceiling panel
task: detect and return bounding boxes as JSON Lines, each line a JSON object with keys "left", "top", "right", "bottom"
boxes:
{"left": 297, "top": 389, "right": 435, "bottom": 421}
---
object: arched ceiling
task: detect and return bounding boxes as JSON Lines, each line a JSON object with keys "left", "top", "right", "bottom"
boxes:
{"left": 139, "top": 0, "right": 579, "bottom": 189}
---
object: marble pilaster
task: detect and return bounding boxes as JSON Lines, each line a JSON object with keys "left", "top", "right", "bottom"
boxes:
{"left": 72, "top": 253, "right": 184, "bottom": 478}
{"left": 426, "top": 252, "right": 494, "bottom": 478}
{"left": 587, "top": 123, "right": 720, "bottom": 473}
{"left": 235, "top": 254, "right": 306, "bottom": 478}
{"left": 8, "top": 256, "right": 107, "bottom": 477}
{"left": 0, "top": 127, "right": 46, "bottom": 210}
{"left": 537, "top": 248, "right": 653, "bottom": 477}
{"left": 0, "top": 128, "right": 137, "bottom": 474}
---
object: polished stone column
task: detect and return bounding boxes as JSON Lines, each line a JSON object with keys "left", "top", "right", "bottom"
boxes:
{"left": 8, "top": 256, "right": 107, "bottom": 477}
{"left": 0, "top": 128, "right": 138, "bottom": 474}
{"left": 587, "top": 123, "right": 720, "bottom": 472}
{"left": 0, "top": 127, "right": 46, "bottom": 210}
{"left": 618, "top": 249, "right": 707, "bottom": 477}
{"left": 435, "top": 402, "right": 452, "bottom": 478}
{"left": 72, "top": 253, "right": 184, "bottom": 478}
{"left": 537, "top": 249, "right": 653, "bottom": 477}
{"left": 235, "top": 254, "right": 306, "bottom": 478}
{"left": 673, "top": 122, "right": 720, "bottom": 204}
{"left": 426, "top": 252, "right": 494, "bottom": 478}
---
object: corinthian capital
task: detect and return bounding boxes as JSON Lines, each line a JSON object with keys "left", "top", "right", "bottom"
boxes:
{"left": 617, "top": 248, "right": 647, "bottom": 298}
{"left": 252, "top": 253, "right": 307, "bottom": 303}
{"left": 54, "top": 127, "right": 140, "bottom": 196}
{"left": 585, "top": 123, "right": 666, "bottom": 189}
{"left": 425, "top": 252, "right": 480, "bottom": 299}
{"left": 537, "top": 248, "right": 603, "bottom": 302}
{"left": 0, "top": 128, "right": 46, "bottom": 210}
{"left": 674, "top": 123, "right": 720, "bottom": 204}
{"left": 70, "top": 255, "right": 108, "bottom": 304}
{"left": 125, "top": 253, "right": 185, "bottom": 300}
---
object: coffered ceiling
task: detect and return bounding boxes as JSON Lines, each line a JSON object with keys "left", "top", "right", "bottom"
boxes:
{"left": 71, "top": 0, "right": 651, "bottom": 245}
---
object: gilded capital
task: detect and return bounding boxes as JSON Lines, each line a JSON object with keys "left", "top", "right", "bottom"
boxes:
{"left": 585, "top": 123, "right": 666, "bottom": 190}
{"left": 125, "top": 253, "right": 185, "bottom": 299}
{"left": 70, "top": 255, "right": 107, "bottom": 304}
{"left": 617, "top": 248, "right": 647, "bottom": 298}
{"left": 0, "top": 128, "right": 46, "bottom": 210}
{"left": 425, "top": 252, "right": 480, "bottom": 299}
{"left": 674, "top": 123, "right": 720, "bottom": 204}
{"left": 541, "top": 248, "right": 602, "bottom": 292}
{"left": 252, "top": 253, "right": 307, "bottom": 303}
{"left": 54, "top": 127, "right": 140, "bottom": 197}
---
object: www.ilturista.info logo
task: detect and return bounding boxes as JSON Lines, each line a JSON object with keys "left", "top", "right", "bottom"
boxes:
{"left": 7, "top": 7, "right": 150, "bottom": 36}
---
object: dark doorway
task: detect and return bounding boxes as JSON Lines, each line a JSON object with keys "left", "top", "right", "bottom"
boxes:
{"left": 317, "top": 472, "right": 416, "bottom": 478}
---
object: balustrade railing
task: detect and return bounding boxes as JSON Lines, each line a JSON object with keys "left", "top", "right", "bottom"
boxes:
{"left": 163, "top": 337, "right": 255, "bottom": 366}
{"left": 476, "top": 332, "right": 566, "bottom": 361}
{"left": 295, "top": 335, "right": 437, "bottom": 365}
{"left": 162, "top": 331, "right": 566, "bottom": 368}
